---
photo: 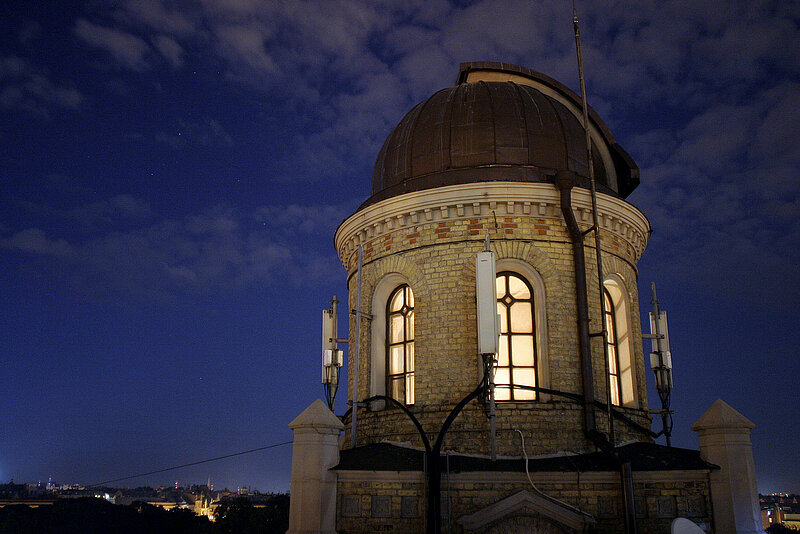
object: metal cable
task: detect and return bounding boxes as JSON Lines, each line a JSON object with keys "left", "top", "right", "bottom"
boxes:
{"left": 88, "top": 440, "right": 293, "bottom": 487}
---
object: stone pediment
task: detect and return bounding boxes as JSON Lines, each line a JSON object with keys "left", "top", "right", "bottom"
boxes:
{"left": 458, "top": 490, "right": 594, "bottom": 532}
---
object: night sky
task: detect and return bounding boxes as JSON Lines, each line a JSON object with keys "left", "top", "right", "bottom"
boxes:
{"left": 1, "top": 1, "right": 798, "bottom": 493}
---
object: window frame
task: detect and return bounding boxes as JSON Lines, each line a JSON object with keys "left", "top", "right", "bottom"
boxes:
{"left": 370, "top": 273, "right": 412, "bottom": 407}
{"left": 603, "top": 275, "right": 637, "bottom": 407}
{"left": 386, "top": 284, "right": 415, "bottom": 405}
{"left": 604, "top": 288, "right": 623, "bottom": 406}
{"left": 494, "top": 271, "right": 537, "bottom": 401}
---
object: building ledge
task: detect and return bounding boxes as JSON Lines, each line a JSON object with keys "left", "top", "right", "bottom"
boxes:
{"left": 333, "top": 441, "right": 718, "bottom": 473}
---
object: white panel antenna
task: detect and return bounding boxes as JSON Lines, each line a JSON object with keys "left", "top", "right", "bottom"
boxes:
{"left": 649, "top": 310, "right": 673, "bottom": 391}
{"left": 476, "top": 250, "right": 499, "bottom": 355}
{"left": 322, "top": 296, "right": 342, "bottom": 410}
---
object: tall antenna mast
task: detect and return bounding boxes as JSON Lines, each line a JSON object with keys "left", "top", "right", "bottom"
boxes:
{"left": 573, "top": 6, "right": 614, "bottom": 442}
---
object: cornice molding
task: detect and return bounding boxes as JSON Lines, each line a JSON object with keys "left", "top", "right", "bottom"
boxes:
{"left": 335, "top": 182, "right": 650, "bottom": 264}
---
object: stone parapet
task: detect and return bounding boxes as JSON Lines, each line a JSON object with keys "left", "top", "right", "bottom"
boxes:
{"left": 692, "top": 399, "right": 762, "bottom": 534}
{"left": 287, "top": 399, "right": 344, "bottom": 534}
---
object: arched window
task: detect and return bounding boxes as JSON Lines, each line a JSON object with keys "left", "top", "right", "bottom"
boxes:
{"left": 604, "top": 288, "right": 622, "bottom": 406}
{"left": 387, "top": 285, "right": 415, "bottom": 405}
{"left": 495, "top": 272, "right": 536, "bottom": 401}
{"left": 603, "top": 276, "right": 636, "bottom": 406}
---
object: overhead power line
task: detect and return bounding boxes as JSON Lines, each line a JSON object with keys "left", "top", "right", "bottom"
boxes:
{"left": 88, "top": 440, "right": 293, "bottom": 488}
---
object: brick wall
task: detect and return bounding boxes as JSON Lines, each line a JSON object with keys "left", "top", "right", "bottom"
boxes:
{"left": 338, "top": 188, "right": 652, "bottom": 457}
{"left": 336, "top": 470, "right": 712, "bottom": 533}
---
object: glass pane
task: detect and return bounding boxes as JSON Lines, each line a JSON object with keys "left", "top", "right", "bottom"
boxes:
{"left": 513, "top": 368, "right": 536, "bottom": 400}
{"left": 406, "top": 287, "right": 414, "bottom": 307}
{"left": 610, "top": 380, "right": 620, "bottom": 406}
{"left": 508, "top": 275, "right": 530, "bottom": 299}
{"left": 607, "top": 347, "right": 618, "bottom": 374}
{"left": 406, "top": 372, "right": 415, "bottom": 405}
{"left": 406, "top": 342, "right": 414, "bottom": 372}
{"left": 494, "top": 367, "right": 509, "bottom": 385}
{"left": 497, "top": 302, "right": 508, "bottom": 334}
{"left": 392, "top": 377, "right": 405, "bottom": 401}
{"left": 390, "top": 314, "right": 404, "bottom": 343}
{"left": 510, "top": 302, "right": 533, "bottom": 333}
{"left": 495, "top": 275, "right": 506, "bottom": 299}
{"left": 494, "top": 368, "right": 510, "bottom": 401}
{"left": 511, "top": 335, "right": 535, "bottom": 366}
{"left": 605, "top": 313, "right": 616, "bottom": 343}
{"left": 497, "top": 335, "right": 509, "bottom": 367}
{"left": 390, "top": 345, "right": 404, "bottom": 374}
{"left": 514, "top": 368, "right": 536, "bottom": 387}
{"left": 390, "top": 288, "right": 404, "bottom": 312}
{"left": 406, "top": 311, "right": 414, "bottom": 340}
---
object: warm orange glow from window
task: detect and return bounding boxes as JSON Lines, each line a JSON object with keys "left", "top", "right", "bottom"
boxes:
{"left": 495, "top": 272, "right": 536, "bottom": 401}
{"left": 387, "top": 285, "right": 414, "bottom": 405}
{"left": 604, "top": 289, "right": 624, "bottom": 406}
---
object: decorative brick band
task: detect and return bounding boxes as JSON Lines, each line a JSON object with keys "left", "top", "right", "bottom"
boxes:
{"left": 336, "top": 182, "right": 650, "bottom": 267}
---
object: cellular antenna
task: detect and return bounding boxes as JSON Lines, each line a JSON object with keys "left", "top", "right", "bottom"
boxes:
{"left": 322, "top": 295, "right": 344, "bottom": 411}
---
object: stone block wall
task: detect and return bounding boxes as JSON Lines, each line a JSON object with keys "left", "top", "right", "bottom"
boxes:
{"left": 336, "top": 470, "right": 712, "bottom": 533}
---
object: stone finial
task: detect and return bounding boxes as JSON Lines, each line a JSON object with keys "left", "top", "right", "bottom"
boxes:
{"left": 287, "top": 399, "right": 343, "bottom": 534}
{"left": 692, "top": 398, "right": 761, "bottom": 534}
{"left": 289, "top": 398, "right": 344, "bottom": 432}
{"left": 691, "top": 399, "right": 755, "bottom": 432}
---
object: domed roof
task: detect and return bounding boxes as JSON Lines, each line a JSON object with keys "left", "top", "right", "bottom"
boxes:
{"left": 364, "top": 62, "right": 639, "bottom": 208}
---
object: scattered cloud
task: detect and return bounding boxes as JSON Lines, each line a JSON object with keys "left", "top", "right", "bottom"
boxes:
{"left": 213, "top": 21, "right": 277, "bottom": 73}
{"left": 152, "top": 35, "right": 184, "bottom": 68}
{"left": 1, "top": 228, "right": 74, "bottom": 257}
{"left": 117, "top": 0, "right": 197, "bottom": 36}
{"left": 16, "top": 195, "right": 154, "bottom": 229}
{"left": 155, "top": 118, "right": 234, "bottom": 149}
{"left": 2, "top": 202, "right": 344, "bottom": 302}
{"left": 0, "top": 56, "right": 83, "bottom": 116}
{"left": 11, "top": 0, "right": 800, "bottom": 310}
{"left": 74, "top": 19, "right": 152, "bottom": 71}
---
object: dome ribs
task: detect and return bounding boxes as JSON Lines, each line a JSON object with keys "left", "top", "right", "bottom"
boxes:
{"left": 389, "top": 100, "right": 425, "bottom": 185}
{"left": 410, "top": 88, "right": 452, "bottom": 181}
{"left": 502, "top": 82, "right": 532, "bottom": 165}
{"left": 520, "top": 84, "right": 569, "bottom": 173}
{"left": 361, "top": 66, "right": 634, "bottom": 209}
{"left": 451, "top": 82, "right": 494, "bottom": 168}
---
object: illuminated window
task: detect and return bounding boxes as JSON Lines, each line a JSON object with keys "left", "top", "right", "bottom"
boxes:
{"left": 603, "top": 277, "right": 636, "bottom": 406}
{"left": 387, "top": 285, "right": 414, "bottom": 405}
{"left": 604, "top": 289, "right": 622, "bottom": 406}
{"left": 495, "top": 272, "right": 536, "bottom": 401}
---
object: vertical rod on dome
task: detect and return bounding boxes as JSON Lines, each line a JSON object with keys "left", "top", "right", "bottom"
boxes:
{"left": 351, "top": 244, "right": 363, "bottom": 449}
{"left": 573, "top": 6, "right": 614, "bottom": 443}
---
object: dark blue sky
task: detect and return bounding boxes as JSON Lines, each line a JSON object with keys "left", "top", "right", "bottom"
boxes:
{"left": 1, "top": 1, "right": 798, "bottom": 493}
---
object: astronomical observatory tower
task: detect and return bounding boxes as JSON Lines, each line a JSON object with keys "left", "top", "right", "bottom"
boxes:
{"left": 286, "top": 62, "right": 763, "bottom": 534}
